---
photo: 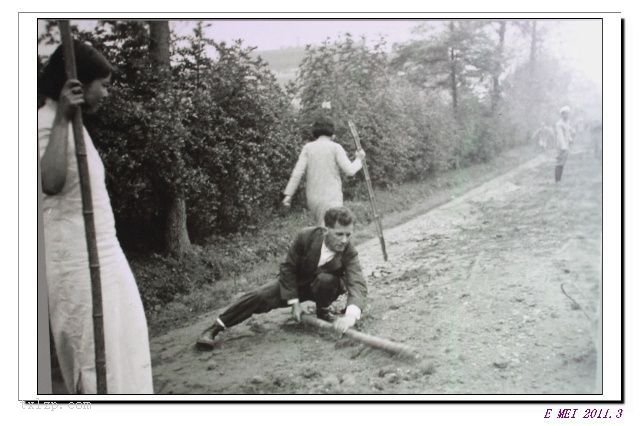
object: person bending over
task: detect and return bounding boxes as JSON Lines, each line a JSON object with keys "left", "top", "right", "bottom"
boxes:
{"left": 196, "top": 206, "right": 368, "bottom": 350}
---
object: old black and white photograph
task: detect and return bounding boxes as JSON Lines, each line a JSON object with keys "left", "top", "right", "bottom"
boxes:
{"left": 29, "top": 14, "right": 620, "bottom": 404}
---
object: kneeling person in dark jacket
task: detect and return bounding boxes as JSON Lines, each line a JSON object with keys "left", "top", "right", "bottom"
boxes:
{"left": 196, "top": 206, "right": 368, "bottom": 350}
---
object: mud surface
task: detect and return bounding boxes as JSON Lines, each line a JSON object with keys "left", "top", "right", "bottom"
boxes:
{"left": 151, "top": 143, "right": 602, "bottom": 396}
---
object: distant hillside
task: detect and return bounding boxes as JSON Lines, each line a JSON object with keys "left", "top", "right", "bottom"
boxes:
{"left": 252, "top": 46, "right": 308, "bottom": 86}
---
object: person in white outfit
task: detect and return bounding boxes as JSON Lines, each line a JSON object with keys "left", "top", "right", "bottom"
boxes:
{"left": 555, "top": 105, "right": 574, "bottom": 183}
{"left": 38, "top": 40, "right": 153, "bottom": 394}
{"left": 282, "top": 117, "right": 366, "bottom": 225}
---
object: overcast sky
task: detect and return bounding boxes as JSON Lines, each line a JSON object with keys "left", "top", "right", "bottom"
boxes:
{"left": 172, "top": 19, "right": 419, "bottom": 50}
{"left": 38, "top": 19, "right": 602, "bottom": 86}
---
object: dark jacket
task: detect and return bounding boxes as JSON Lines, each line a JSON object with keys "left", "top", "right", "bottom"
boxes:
{"left": 279, "top": 226, "right": 367, "bottom": 310}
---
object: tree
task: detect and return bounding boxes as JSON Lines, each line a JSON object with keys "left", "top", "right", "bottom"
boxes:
{"left": 529, "top": 21, "right": 538, "bottom": 72}
{"left": 500, "top": 52, "right": 572, "bottom": 145}
{"left": 71, "top": 20, "right": 298, "bottom": 248}
{"left": 59, "top": 20, "right": 195, "bottom": 252}
{"left": 490, "top": 21, "right": 507, "bottom": 113}
{"left": 149, "top": 20, "right": 192, "bottom": 257}
{"left": 391, "top": 21, "right": 494, "bottom": 116}
{"left": 391, "top": 21, "right": 508, "bottom": 166}
{"left": 293, "top": 34, "right": 463, "bottom": 188}
{"left": 73, "top": 21, "right": 300, "bottom": 247}
{"left": 149, "top": 21, "right": 170, "bottom": 69}
{"left": 512, "top": 20, "right": 541, "bottom": 77}
{"left": 173, "top": 34, "right": 299, "bottom": 234}
{"left": 507, "top": 20, "right": 557, "bottom": 140}
{"left": 294, "top": 35, "right": 417, "bottom": 188}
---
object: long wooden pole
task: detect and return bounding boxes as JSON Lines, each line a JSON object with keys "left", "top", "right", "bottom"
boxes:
{"left": 301, "top": 314, "right": 418, "bottom": 360}
{"left": 347, "top": 120, "right": 388, "bottom": 261}
{"left": 58, "top": 21, "right": 107, "bottom": 394}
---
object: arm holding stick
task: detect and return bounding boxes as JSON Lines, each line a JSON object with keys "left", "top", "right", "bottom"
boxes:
{"left": 40, "top": 79, "right": 86, "bottom": 194}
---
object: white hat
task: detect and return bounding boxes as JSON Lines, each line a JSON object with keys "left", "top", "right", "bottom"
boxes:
{"left": 560, "top": 105, "right": 571, "bottom": 114}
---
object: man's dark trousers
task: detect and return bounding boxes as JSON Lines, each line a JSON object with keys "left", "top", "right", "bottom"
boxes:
{"left": 218, "top": 273, "right": 343, "bottom": 328}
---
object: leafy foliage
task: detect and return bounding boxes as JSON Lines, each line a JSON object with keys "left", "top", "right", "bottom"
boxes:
{"left": 48, "top": 21, "right": 299, "bottom": 249}
{"left": 37, "top": 20, "right": 582, "bottom": 251}
{"left": 172, "top": 29, "right": 300, "bottom": 235}
{"left": 392, "top": 22, "right": 495, "bottom": 104}
{"left": 292, "top": 32, "right": 500, "bottom": 189}
{"left": 37, "top": 20, "right": 590, "bottom": 314}
{"left": 292, "top": 35, "right": 443, "bottom": 190}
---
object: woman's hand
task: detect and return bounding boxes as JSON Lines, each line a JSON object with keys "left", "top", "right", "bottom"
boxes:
{"left": 57, "top": 79, "right": 85, "bottom": 120}
{"left": 355, "top": 149, "right": 366, "bottom": 161}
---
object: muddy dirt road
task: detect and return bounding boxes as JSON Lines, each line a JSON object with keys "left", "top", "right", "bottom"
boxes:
{"left": 151, "top": 143, "right": 602, "bottom": 395}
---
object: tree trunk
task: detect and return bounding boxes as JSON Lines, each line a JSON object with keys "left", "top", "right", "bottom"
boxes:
{"left": 450, "top": 48, "right": 458, "bottom": 114}
{"left": 148, "top": 20, "right": 192, "bottom": 257}
{"left": 165, "top": 194, "right": 191, "bottom": 257}
{"left": 529, "top": 21, "right": 537, "bottom": 74}
{"left": 149, "top": 21, "right": 171, "bottom": 70}
{"left": 528, "top": 21, "right": 543, "bottom": 135}
{"left": 449, "top": 22, "right": 458, "bottom": 115}
{"left": 491, "top": 21, "right": 506, "bottom": 113}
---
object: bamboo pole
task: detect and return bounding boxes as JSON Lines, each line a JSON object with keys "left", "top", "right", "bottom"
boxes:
{"left": 301, "top": 314, "right": 418, "bottom": 360}
{"left": 58, "top": 21, "right": 107, "bottom": 394}
{"left": 347, "top": 120, "right": 388, "bottom": 261}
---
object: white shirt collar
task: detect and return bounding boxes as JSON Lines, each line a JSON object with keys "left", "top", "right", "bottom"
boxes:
{"left": 318, "top": 239, "right": 336, "bottom": 267}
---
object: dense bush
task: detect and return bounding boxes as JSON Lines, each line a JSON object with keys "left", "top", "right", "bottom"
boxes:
{"left": 72, "top": 22, "right": 299, "bottom": 249}
{"left": 173, "top": 35, "right": 300, "bottom": 237}
{"left": 388, "top": 80, "right": 459, "bottom": 175}
{"left": 292, "top": 35, "right": 449, "bottom": 192}
{"left": 38, "top": 20, "right": 578, "bottom": 253}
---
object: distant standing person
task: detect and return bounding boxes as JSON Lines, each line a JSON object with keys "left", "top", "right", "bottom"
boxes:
{"left": 555, "top": 106, "right": 574, "bottom": 183}
{"left": 282, "top": 116, "right": 366, "bottom": 225}
{"left": 532, "top": 121, "right": 555, "bottom": 151}
{"left": 38, "top": 40, "right": 153, "bottom": 394}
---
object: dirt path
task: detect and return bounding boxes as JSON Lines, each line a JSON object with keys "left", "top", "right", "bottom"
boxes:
{"left": 151, "top": 142, "right": 602, "bottom": 395}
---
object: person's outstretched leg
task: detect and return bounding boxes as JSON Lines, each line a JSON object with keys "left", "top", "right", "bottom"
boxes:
{"left": 196, "top": 280, "right": 285, "bottom": 350}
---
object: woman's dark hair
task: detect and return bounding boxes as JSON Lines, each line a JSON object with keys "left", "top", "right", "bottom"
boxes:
{"left": 324, "top": 206, "right": 356, "bottom": 228}
{"left": 312, "top": 116, "right": 335, "bottom": 139}
{"left": 38, "top": 40, "right": 113, "bottom": 101}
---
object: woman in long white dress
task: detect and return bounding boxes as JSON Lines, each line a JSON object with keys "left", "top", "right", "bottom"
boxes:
{"left": 282, "top": 117, "right": 366, "bottom": 225}
{"left": 38, "top": 40, "right": 153, "bottom": 394}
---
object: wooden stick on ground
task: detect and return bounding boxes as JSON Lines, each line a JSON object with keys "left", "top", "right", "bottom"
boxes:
{"left": 301, "top": 314, "right": 419, "bottom": 360}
